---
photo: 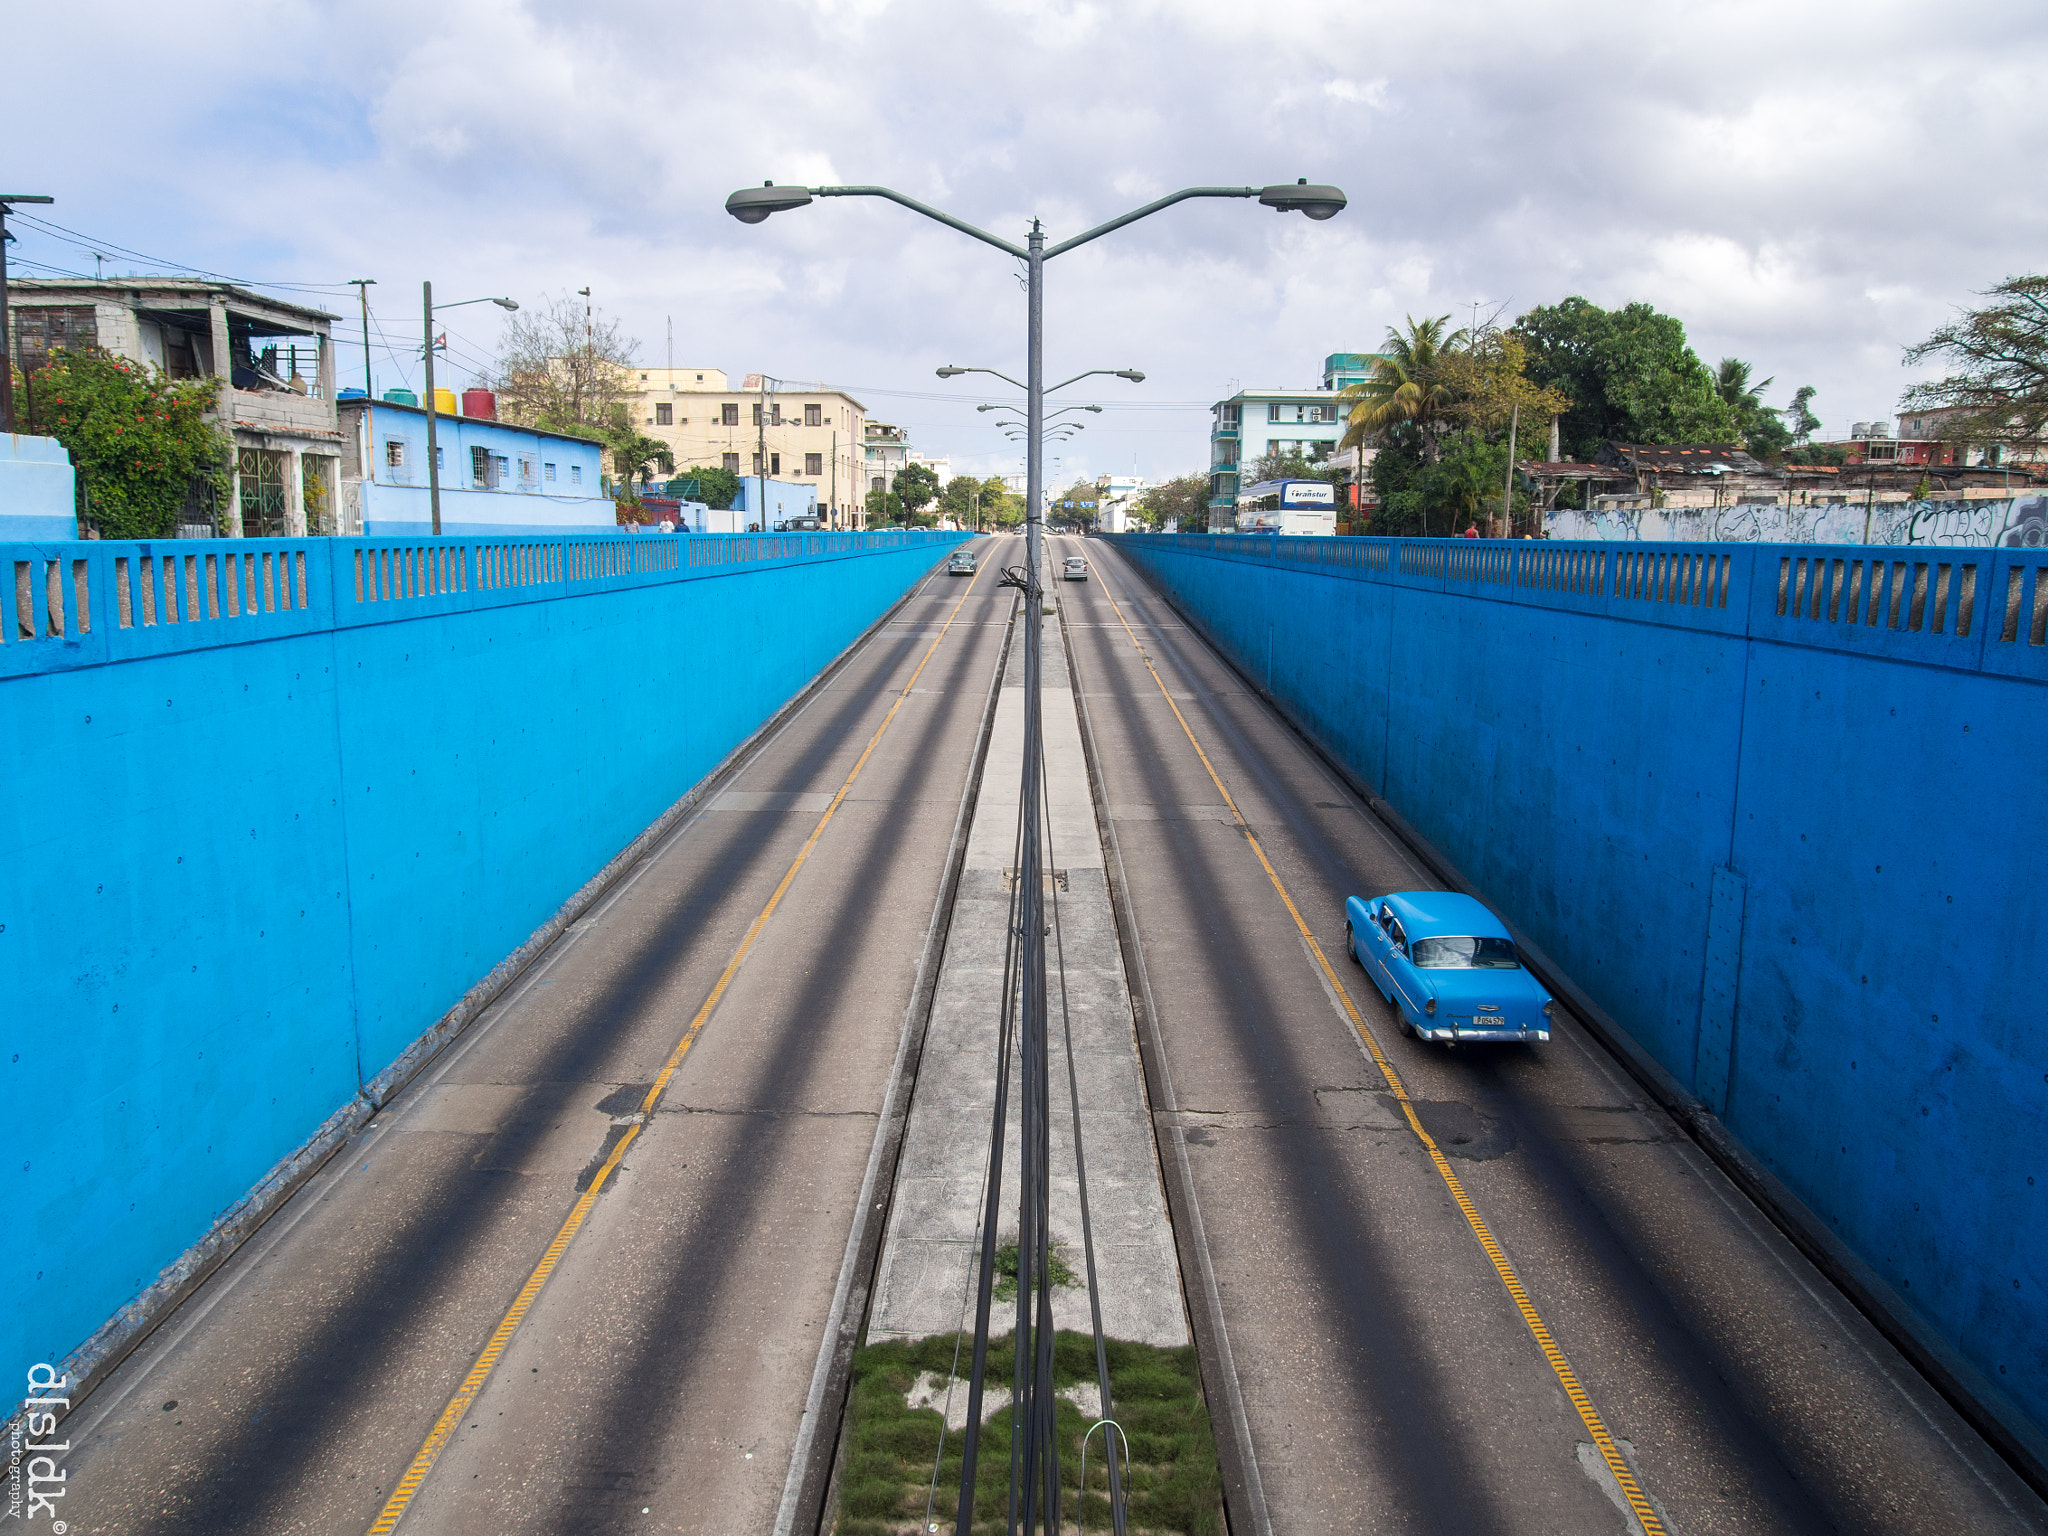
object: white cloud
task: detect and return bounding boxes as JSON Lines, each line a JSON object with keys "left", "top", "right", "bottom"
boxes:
{"left": 6, "top": 0, "right": 2047, "bottom": 474}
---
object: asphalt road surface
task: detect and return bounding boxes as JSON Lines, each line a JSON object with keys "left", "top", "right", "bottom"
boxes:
{"left": 48, "top": 527, "right": 2048, "bottom": 1536}
{"left": 58, "top": 540, "right": 1014, "bottom": 1536}
{"left": 1051, "top": 532, "right": 2047, "bottom": 1536}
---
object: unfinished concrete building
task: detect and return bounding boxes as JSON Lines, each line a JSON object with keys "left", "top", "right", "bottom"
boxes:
{"left": 8, "top": 278, "right": 342, "bottom": 536}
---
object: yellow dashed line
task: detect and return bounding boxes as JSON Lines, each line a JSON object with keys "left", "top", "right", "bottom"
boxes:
{"left": 367, "top": 557, "right": 991, "bottom": 1536}
{"left": 1094, "top": 572, "right": 1668, "bottom": 1536}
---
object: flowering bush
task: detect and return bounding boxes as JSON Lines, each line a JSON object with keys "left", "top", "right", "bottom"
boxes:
{"left": 16, "top": 350, "right": 231, "bottom": 539}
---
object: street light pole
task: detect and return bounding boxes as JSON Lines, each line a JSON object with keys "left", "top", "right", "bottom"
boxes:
{"left": 419, "top": 290, "right": 518, "bottom": 537}
{"left": 726, "top": 176, "right": 1344, "bottom": 1536}
{"left": 423, "top": 279, "right": 441, "bottom": 535}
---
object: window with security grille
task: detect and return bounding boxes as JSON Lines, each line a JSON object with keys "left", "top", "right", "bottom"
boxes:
{"left": 655, "top": 402, "right": 673, "bottom": 425}
{"left": 805, "top": 453, "right": 822, "bottom": 476}
{"left": 723, "top": 452, "right": 741, "bottom": 473}
{"left": 722, "top": 403, "right": 740, "bottom": 426}
{"left": 805, "top": 403, "right": 822, "bottom": 427}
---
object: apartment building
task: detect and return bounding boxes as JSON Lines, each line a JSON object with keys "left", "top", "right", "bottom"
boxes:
{"left": 623, "top": 368, "right": 868, "bottom": 527}
{"left": 10, "top": 277, "right": 341, "bottom": 536}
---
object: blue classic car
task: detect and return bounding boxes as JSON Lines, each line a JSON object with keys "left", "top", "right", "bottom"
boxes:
{"left": 1345, "top": 890, "right": 1554, "bottom": 1044}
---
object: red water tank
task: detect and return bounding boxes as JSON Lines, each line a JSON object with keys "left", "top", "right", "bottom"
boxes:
{"left": 461, "top": 388, "right": 498, "bottom": 420}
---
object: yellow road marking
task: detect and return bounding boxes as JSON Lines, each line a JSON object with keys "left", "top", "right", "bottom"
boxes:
{"left": 1094, "top": 571, "right": 1668, "bottom": 1536}
{"left": 367, "top": 557, "right": 991, "bottom": 1536}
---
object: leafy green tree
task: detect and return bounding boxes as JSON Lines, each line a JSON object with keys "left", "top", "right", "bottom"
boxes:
{"left": 893, "top": 461, "right": 940, "bottom": 521}
{"left": 1515, "top": 297, "right": 1741, "bottom": 458}
{"left": 1784, "top": 441, "right": 1849, "bottom": 466}
{"left": 865, "top": 488, "right": 904, "bottom": 524}
{"left": 1248, "top": 446, "right": 1345, "bottom": 483}
{"left": 981, "top": 476, "right": 1025, "bottom": 528}
{"left": 936, "top": 474, "right": 984, "bottom": 525}
{"left": 1902, "top": 273, "right": 2048, "bottom": 447}
{"left": 669, "top": 465, "right": 739, "bottom": 509}
{"left": 1340, "top": 315, "right": 1467, "bottom": 463}
{"left": 19, "top": 350, "right": 230, "bottom": 538}
{"left": 1137, "top": 473, "right": 1210, "bottom": 532}
{"left": 1366, "top": 432, "right": 1527, "bottom": 537}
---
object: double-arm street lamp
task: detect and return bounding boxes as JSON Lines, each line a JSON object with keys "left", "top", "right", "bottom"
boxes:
{"left": 420, "top": 285, "right": 518, "bottom": 534}
{"left": 727, "top": 176, "right": 1343, "bottom": 1536}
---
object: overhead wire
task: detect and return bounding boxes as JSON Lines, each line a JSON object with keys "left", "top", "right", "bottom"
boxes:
{"left": 9, "top": 210, "right": 357, "bottom": 296}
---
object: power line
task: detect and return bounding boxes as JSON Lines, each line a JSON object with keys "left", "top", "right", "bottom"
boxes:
{"left": 9, "top": 210, "right": 355, "bottom": 296}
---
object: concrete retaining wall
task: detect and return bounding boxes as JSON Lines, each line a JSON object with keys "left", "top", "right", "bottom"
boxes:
{"left": 2, "top": 528, "right": 963, "bottom": 1377}
{"left": 1112, "top": 531, "right": 2048, "bottom": 1435}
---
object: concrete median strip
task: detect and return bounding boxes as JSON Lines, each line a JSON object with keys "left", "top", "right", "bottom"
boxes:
{"left": 865, "top": 565, "right": 1189, "bottom": 1354}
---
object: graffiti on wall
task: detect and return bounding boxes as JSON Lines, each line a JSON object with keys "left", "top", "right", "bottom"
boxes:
{"left": 1546, "top": 495, "right": 2048, "bottom": 548}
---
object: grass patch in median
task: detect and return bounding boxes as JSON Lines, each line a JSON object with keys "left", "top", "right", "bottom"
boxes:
{"left": 834, "top": 1330, "right": 1220, "bottom": 1536}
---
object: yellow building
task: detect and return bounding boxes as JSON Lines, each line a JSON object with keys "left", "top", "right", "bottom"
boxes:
{"left": 624, "top": 368, "right": 869, "bottom": 528}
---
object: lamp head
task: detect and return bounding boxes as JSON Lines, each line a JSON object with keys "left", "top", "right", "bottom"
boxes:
{"left": 936, "top": 366, "right": 967, "bottom": 378}
{"left": 1083, "top": 404, "right": 1103, "bottom": 412}
{"left": 726, "top": 181, "right": 814, "bottom": 224}
{"left": 1259, "top": 179, "right": 1347, "bottom": 221}
{"left": 493, "top": 297, "right": 519, "bottom": 311}
{"left": 1114, "top": 369, "right": 1146, "bottom": 382}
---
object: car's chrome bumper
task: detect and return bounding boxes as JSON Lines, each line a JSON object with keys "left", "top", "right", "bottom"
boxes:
{"left": 1419, "top": 1024, "right": 1548, "bottom": 1043}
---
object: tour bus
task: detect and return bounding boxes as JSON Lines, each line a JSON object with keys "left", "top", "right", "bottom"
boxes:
{"left": 1235, "top": 478, "right": 1338, "bottom": 536}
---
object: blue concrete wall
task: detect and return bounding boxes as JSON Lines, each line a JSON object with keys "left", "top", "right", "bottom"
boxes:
{"left": 1113, "top": 532, "right": 2048, "bottom": 1432}
{"left": 1, "top": 527, "right": 964, "bottom": 1376}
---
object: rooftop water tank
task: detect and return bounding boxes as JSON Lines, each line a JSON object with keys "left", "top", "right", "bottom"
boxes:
{"left": 461, "top": 388, "right": 498, "bottom": 421}
{"left": 432, "top": 387, "right": 457, "bottom": 416}
{"left": 337, "top": 387, "right": 368, "bottom": 402}
{"left": 383, "top": 387, "right": 418, "bottom": 406}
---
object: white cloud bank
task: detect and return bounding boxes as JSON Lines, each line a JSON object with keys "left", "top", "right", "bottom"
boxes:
{"left": 8, "top": 0, "right": 2046, "bottom": 482}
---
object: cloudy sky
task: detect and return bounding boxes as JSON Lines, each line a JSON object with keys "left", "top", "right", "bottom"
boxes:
{"left": 11, "top": 0, "right": 2046, "bottom": 485}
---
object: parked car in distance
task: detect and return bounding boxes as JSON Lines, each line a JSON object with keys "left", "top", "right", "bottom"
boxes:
{"left": 773, "top": 514, "right": 823, "bottom": 532}
{"left": 1063, "top": 556, "right": 1089, "bottom": 580}
{"left": 948, "top": 550, "right": 977, "bottom": 575}
{"left": 1344, "top": 890, "right": 1553, "bottom": 1044}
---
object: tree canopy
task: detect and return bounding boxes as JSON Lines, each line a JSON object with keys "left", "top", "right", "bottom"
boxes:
{"left": 670, "top": 465, "right": 739, "bottom": 509}
{"left": 491, "top": 292, "right": 638, "bottom": 436}
{"left": 17, "top": 350, "right": 230, "bottom": 538}
{"left": 892, "top": 461, "right": 940, "bottom": 520}
{"left": 1514, "top": 297, "right": 1741, "bottom": 459}
{"left": 1137, "top": 474, "right": 1210, "bottom": 532}
{"left": 1901, "top": 273, "right": 2048, "bottom": 444}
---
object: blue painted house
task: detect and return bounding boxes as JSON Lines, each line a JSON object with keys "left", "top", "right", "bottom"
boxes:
{"left": 339, "top": 397, "right": 610, "bottom": 536}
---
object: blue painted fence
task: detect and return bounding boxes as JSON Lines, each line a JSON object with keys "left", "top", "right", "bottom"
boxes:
{"left": 2, "top": 528, "right": 964, "bottom": 1378}
{"left": 1113, "top": 532, "right": 2048, "bottom": 1433}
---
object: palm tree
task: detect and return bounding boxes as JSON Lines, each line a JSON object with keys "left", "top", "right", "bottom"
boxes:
{"left": 1713, "top": 357, "right": 1773, "bottom": 415}
{"left": 1341, "top": 315, "right": 1467, "bottom": 463}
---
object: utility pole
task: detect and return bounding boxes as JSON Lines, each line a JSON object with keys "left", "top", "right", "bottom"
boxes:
{"left": 577, "top": 285, "right": 592, "bottom": 430}
{"left": 348, "top": 279, "right": 376, "bottom": 398}
{"left": 422, "top": 279, "right": 442, "bottom": 535}
{"left": 0, "top": 194, "right": 55, "bottom": 434}
{"left": 757, "top": 372, "right": 769, "bottom": 529}
{"left": 1501, "top": 399, "right": 1519, "bottom": 538}
{"left": 830, "top": 425, "right": 838, "bottom": 528}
